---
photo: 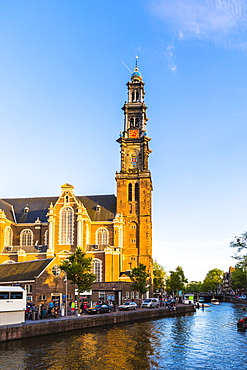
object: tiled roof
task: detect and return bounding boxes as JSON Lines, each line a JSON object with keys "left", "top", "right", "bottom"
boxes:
{"left": 0, "top": 199, "right": 15, "bottom": 222}
{"left": 77, "top": 195, "right": 116, "bottom": 221}
{"left": 2, "top": 197, "right": 57, "bottom": 223}
{"left": 0, "top": 259, "right": 53, "bottom": 283}
{"left": 2, "top": 194, "right": 116, "bottom": 223}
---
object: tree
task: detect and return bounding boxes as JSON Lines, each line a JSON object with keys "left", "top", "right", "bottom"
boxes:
{"left": 166, "top": 266, "right": 188, "bottom": 295}
{"left": 202, "top": 268, "right": 224, "bottom": 294}
{"left": 230, "top": 258, "right": 247, "bottom": 293}
{"left": 153, "top": 260, "right": 166, "bottom": 292}
{"left": 60, "top": 247, "right": 96, "bottom": 313}
{"left": 184, "top": 281, "right": 203, "bottom": 294}
{"left": 230, "top": 231, "right": 247, "bottom": 260}
{"left": 130, "top": 263, "right": 150, "bottom": 299}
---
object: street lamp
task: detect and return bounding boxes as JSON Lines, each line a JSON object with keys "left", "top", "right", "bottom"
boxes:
{"left": 64, "top": 273, "right": 68, "bottom": 316}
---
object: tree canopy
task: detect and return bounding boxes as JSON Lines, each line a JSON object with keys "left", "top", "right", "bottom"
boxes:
{"left": 59, "top": 247, "right": 96, "bottom": 299}
{"left": 201, "top": 268, "right": 224, "bottom": 293}
{"left": 166, "top": 266, "right": 188, "bottom": 295}
{"left": 153, "top": 260, "right": 166, "bottom": 292}
{"left": 230, "top": 231, "right": 247, "bottom": 260}
{"left": 130, "top": 263, "right": 150, "bottom": 297}
{"left": 230, "top": 258, "right": 247, "bottom": 292}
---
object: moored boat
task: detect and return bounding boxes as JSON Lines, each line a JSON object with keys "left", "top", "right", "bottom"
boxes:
{"left": 211, "top": 298, "right": 219, "bottom": 305}
{"left": 237, "top": 317, "right": 247, "bottom": 331}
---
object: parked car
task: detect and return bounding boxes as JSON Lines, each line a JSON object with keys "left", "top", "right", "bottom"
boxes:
{"left": 142, "top": 298, "right": 159, "bottom": 308}
{"left": 118, "top": 302, "right": 137, "bottom": 311}
{"left": 87, "top": 304, "right": 114, "bottom": 314}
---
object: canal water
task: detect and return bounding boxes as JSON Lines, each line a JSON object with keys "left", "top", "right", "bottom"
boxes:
{"left": 1, "top": 302, "right": 247, "bottom": 369}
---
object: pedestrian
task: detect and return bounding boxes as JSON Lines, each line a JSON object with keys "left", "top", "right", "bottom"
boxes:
{"left": 71, "top": 301, "right": 75, "bottom": 314}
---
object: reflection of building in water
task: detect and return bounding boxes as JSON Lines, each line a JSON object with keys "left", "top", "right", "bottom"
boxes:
{"left": 0, "top": 62, "right": 153, "bottom": 305}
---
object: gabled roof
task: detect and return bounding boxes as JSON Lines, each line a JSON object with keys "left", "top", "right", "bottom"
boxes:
{"left": 2, "top": 194, "right": 116, "bottom": 224}
{"left": 0, "top": 259, "right": 53, "bottom": 283}
{"left": 77, "top": 195, "right": 116, "bottom": 221}
{"left": 0, "top": 199, "right": 15, "bottom": 223}
{"left": 2, "top": 197, "right": 57, "bottom": 223}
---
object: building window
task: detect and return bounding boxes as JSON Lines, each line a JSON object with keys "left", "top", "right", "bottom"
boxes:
{"left": 60, "top": 207, "right": 74, "bottom": 245}
{"left": 131, "top": 291, "right": 134, "bottom": 299}
{"left": 52, "top": 265, "right": 61, "bottom": 276}
{"left": 39, "top": 295, "right": 46, "bottom": 301}
{"left": 44, "top": 230, "right": 48, "bottom": 246}
{"left": 25, "top": 284, "right": 32, "bottom": 294}
{"left": 4, "top": 226, "right": 13, "bottom": 247}
{"left": 135, "top": 292, "right": 139, "bottom": 299}
{"left": 20, "top": 229, "right": 33, "bottom": 246}
{"left": 99, "top": 292, "right": 105, "bottom": 301}
{"left": 96, "top": 228, "right": 108, "bottom": 245}
{"left": 93, "top": 259, "right": 102, "bottom": 282}
{"left": 125, "top": 291, "right": 129, "bottom": 299}
{"left": 128, "top": 183, "right": 132, "bottom": 202}
{"left": 135, "top": 183, "right": 139, "bottom": 202}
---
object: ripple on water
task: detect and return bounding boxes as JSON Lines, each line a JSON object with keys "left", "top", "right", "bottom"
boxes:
{"left": 1, "top": 303, "right": 247, "bottom": 369}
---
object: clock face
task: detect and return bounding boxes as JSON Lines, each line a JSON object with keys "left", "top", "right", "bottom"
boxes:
{"left": 129, "top": 129, "right": 139, "bottom": 138}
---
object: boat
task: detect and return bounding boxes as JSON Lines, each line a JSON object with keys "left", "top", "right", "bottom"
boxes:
{"left": 199, "top": 303, "right": 210, "bottom": 307}
{"left": 211, "top": 298, "right": 219, "bottom": 305}
{"left": 237, "top": 317, "right": 247, "bottom": 331}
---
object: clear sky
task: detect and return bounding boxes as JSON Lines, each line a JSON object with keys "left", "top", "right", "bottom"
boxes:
{"left": 1, "top": 0, "right": 247, "bottom": 282}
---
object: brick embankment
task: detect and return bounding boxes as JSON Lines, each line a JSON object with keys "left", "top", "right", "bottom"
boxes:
{"left": 0, "top": 304, "right": 195, "bottom": 343}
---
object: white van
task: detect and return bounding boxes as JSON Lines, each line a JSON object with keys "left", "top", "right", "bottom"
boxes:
{"left": 142, "top": 298, "right": 159, "bottom": 308}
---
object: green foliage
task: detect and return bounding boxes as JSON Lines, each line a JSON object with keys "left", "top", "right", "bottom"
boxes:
{"left": 166, "top": 266, "right": 188, "bottom": 294}
{"left": 230, "top": 258, "right": 247, "bottom": 291}
{"left": 184, "top": 281, "right": 202, "bottom": 293}
{"left": 59, "top": 247, "right": 96, "bottom": 295}
{"left": 230, "top": 231, "right": 247, "bottom": 260}
{"left": 153, "top": 260, "right": 166, "bottom": 292}
{"left": 130, "top": 263, "right": 150, "bottom": 296}
{"left": 201, "top": 268, "right": 224, "bottom": 293}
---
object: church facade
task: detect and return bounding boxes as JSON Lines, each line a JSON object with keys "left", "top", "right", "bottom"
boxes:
{"left": 0, "top": 63, "right": 153, "bottom": 306}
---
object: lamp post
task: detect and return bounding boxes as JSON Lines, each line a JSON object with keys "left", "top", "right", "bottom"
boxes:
{"left": 64, "top": 273, "right": 68, "bottom": 316}
{"left": 112, "top": 284, "right": 117, "bottom": 311}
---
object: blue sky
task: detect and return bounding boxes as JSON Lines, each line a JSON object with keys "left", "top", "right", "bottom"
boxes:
{"left": 1, "top": 0, "right": 247, "bottom": 282}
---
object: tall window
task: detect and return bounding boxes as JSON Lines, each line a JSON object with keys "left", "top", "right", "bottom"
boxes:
{"left": 20, "top": 229, "right": 33, "bottom": 246}
{"left": 93, "top": 259, "right": 102, "bottom": 282}
{"left": 135, "top": 183, "right": 139, "bottom": 202}
{"left": 4, "top": 226, "right": 13, "bottom": 247}
{"left": 60, "top": 207, "right": 74, "bottom": 245}
{"left": 96, "top": 228, "right": 108, "bottom": 245}
{"left": 128, "top": 183, "right": 132, "bottom": 201}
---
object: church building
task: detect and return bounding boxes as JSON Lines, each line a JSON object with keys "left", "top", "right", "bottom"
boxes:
{"left": 0, "top": 62, "right": 153, "bottom": 306}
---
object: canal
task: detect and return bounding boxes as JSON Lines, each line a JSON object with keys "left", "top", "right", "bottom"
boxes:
{"left": 0, "top": 302, "right": 247, "bottom": 369}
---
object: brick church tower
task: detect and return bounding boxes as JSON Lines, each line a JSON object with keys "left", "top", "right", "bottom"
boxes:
{"left": 116, "top": 59, "right": 153, "bottom": 275}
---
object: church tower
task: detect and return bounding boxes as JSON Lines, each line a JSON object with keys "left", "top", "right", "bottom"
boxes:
{"left": 116, "top": 59, "right": 153, "bottom": 275}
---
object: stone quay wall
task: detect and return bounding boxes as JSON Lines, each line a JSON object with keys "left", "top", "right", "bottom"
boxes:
{"left": 0, "top": 305, "right": 195, "bottom": 342}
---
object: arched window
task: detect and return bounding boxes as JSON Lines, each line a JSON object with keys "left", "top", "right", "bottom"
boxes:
{"left": 128, "top": 183, "right": 132, "bottom": 202}
{"left": 96, "top": 228, "right": 108, "bottom": 245}
{"left": 60, "top": 207, "right": 74, "bottom": 245}
{"left": 92, "top": 259, "right": 102, "bottom": 282}
{"left": 135, "top": 183, "right": 139, "bottom": 202}
{"left": 20, "top": 229, "right": 33, "bottom": 246}
{"left": 44, "top": 230, "right": 48, "bottom": 246}
{"left": 4, "top": 226, "right": 13, "bottom": 247}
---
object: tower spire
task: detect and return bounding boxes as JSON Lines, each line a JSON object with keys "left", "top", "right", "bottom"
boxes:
{"left": 135, "top": 55, "right": 138, "bottom": 69}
